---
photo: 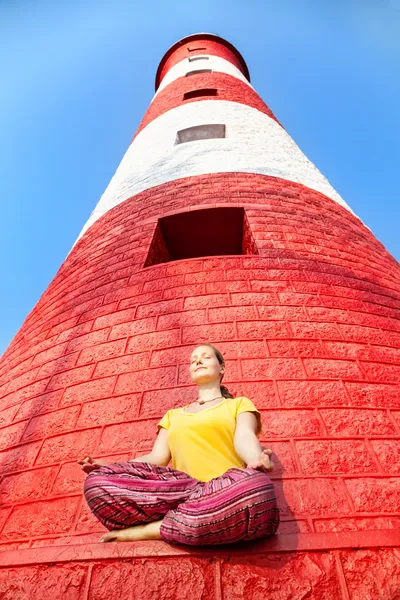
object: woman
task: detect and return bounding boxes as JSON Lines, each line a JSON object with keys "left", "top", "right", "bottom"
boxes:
{"left": 79, "top": 343, "right": 279, "bottom": 546}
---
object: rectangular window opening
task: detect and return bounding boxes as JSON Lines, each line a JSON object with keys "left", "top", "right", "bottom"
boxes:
{"left": 144, "top": 207, "right": 258, "bottom": 267}
{"left": 188, "top": 47, "right": 207, "bottom": 52}
{"left": 186, "top": 69, "right": 212, "bottom": 77}
{"left": 175, "top": 124, "right": 226, "bottom": 145}
{"left": 183, "top": 88, "right": 218, "bottom": 101}
{"left": 188, "top": 55, "right": 209, "bottom": 62}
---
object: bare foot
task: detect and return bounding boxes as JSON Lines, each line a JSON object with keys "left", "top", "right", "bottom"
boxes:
{"left": 100, "top": 520, "right": 163, "bottom": 543}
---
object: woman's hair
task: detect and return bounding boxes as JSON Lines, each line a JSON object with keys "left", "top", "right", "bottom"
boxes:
{"left": 196, "top": 343, "right": 234, "bottom": 399}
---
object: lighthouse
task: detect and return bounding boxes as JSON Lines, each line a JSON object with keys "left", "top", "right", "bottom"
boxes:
{"left": 0, "top": 32, "right": 399, "bottom": 598}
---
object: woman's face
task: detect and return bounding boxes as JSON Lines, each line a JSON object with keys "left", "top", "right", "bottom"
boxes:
{"left": 189, "top": 345, "right": 224, "bottom": 384}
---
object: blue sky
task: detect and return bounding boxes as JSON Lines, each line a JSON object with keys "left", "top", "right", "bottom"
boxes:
{"left": 1, "top": 0, "right": 399, "bottom": 355}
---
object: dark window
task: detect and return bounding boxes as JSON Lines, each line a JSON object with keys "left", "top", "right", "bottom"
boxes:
{"left": 183, "top": 88, "right": 218, "bottom": 100}
{"left": 175, "top": 124, "right": 226, "bottom": 145}
{"left": 186, "top": 69, "right": 212, "bottom": 77}
{"left": 188, "top": 47, "right": 206, "bottom": 52}
{"left": 188, "top": 55, "right": 209, "bottom": 62}
{"left": 144, "top": 208, "right": 258, "bottom": 267}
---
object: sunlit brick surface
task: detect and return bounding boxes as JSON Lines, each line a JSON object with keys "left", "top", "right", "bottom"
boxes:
{"left": 0, "top": 32, "right": 399, "bottom": 599}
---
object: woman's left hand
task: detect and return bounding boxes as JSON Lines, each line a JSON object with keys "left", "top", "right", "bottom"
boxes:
{"left": 247, "top": 448, "right": 274, "bottom": 472}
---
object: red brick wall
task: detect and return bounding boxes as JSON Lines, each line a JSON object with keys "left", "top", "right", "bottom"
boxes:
{"left": 0, "top": 173, "right": 399, "bottom": 596}
{"left": 157, "top": 37, "right": 248, "bottom": 89}
{"left": 134, "top": 72, "right": 280, "bottom": 141}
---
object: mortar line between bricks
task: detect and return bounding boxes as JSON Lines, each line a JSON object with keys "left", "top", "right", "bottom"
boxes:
{"left": 338, "top": 476, "right": 356, "bottom": 513}
{"left": 213, "top": 560, "right": 223, "bottom": 600}
{"left": 334, "top": 550, "right": 351, "bottom": 600}
{"left": 82, "top": 562, "right": 94, "bottom": 600}
{"left": 387, "top": 410, "right": 400, "bottom": 435}
{"left": 364, "top": 438, "right": 384, "bottom": 474}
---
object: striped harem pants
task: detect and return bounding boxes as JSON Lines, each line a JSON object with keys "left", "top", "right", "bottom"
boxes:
{"left": 84, "top": 461, "right": 279, "bottom": 546}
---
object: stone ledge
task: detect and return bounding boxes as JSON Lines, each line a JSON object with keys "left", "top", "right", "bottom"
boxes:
{"left": 1, "top": 530, "right": 400, "bottom": 567}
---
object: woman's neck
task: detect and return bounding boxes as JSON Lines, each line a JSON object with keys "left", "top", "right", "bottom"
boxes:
{"left": 196, "top": 382, "right": 223, "bottom": 403}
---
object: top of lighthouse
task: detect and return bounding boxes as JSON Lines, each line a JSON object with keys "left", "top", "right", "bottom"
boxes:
{"left": 155, "top": 32, "right": 251, "bottom": 91}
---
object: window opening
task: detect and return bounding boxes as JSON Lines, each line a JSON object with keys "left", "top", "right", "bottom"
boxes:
{"left": 144, "top": 207, "right": 258, "bottom": 267}
{"left": 186, "top": 69, "right": 212, "bottom": 77}
{"left": 183, "top": 89, "right": 218, "bottom": 100}
{"left": 175, "top": 124, "right": 226, "bottom": 145}
{"left": 188, "top": 47, "right": 207, "bottom": 52}
{"left": 188, "top": 55, "right": 209, "bottom": 62}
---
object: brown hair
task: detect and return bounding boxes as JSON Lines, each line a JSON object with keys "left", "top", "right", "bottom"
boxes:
{"left": 195, "top": 343, "right": 234, "bottom": 399}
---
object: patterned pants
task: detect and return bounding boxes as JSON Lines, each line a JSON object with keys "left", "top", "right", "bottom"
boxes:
{"left": 84, "top": 461, "right": 279, "bottom": 546}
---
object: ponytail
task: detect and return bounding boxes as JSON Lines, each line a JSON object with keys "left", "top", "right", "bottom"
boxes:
{"left": 220, "top": 384, "right": 234, "bottom": 399}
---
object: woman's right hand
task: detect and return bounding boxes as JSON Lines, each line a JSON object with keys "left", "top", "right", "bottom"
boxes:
{"left": 78, "top": 456, "right": 107, "bottom": 473}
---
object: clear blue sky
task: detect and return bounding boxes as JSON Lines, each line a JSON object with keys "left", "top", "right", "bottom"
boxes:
{"left": 1, "top": 0, "right": 399, "bottom": 355}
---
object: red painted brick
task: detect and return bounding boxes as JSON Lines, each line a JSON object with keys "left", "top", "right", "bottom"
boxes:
{"left": 36, "top": 351, "right": 80, "bottom": 378}
{"left": 35, "top": 428, "right": 101, "bottom": 465}
{"left": 0, "top": 466, "right": 57, "bottom": 504}
{"left": 46, "top": 364, "right": 95, "bottom": 392}
{"left": 113, "top": 289, "right": 163, "bottom": 308}
{"left": 77, "top": 338, "right": 126, "bottom": 365}
{"left": 0, "top": 405, "right": 19, "bottom": 429}
{"left": 345, "top": 477, "right": 400, "bottom": 512}
{"left": 340, "top": 548, "right": 400, "bottom": 600}
{"left": 140, "top": 386, "right": 193, "bottom": 417}
{"left": 184, "top": 294, "right": 229, "bottom": 310}
{"left": 260, "top": 409, "right": 323, "bottom": 437}
{"left": 98, "top": 418, "right": 158, "bottom": 454}
{"left": 278, "top": 380, "right": 348, "bottom": 407}
{"left": 31, "top": 342, "right": 69, "bottom": 367}
{"left": 3, "top": 367, "right": 40, "bottom": 396}
{"left": 127, "top": 329, "right": 180, "bottom": 354}
{"left": 241, "top": 358, "right": 304, "bottom": 379}
{"left": 182, "top": 323, "right": 235, "bottom": 344}
{"left": 0, "top": 421, "right": 28, "bottom": 450}
{"left": 89, "top": 557, "right": 216, "bottom": 600}
{"left": 206, "top": 279, "right": 250, "bottom": 293}
{"left": 91, "top": 308, "right": 137, "bottom": 331}
{"left": 136, "top": 298, "right": 184, "bottom": 317}
{"left": 0, "top": 564, "right": 88, "bottom": 599}
{"left": 345, "top": 382, "right": 400, "bottom": 408}
{"left": 156, "top": 309, "right": 206, "bottom": 330}
{"left": 338, "top": 324, "right": 389, "bottom": 344}
{"left": 56, "top": 320, "right": 93, "bottom": 344}
{"left": 14, "top": 390, "right": 63, "bottom": 421}
{"left": 314, "top": 516, "right": 400, "bottom": 533}
{"left": 163, "top": 284, "right": 205, "bottom": 300}
{"left": 65, "top": 328, "right": 110, "bottom": 353}
{"left": 370, "top": 440, "right": 400, "bottom": 474}
{"left": 297, "top": 439, "right": 376, "bottom": 474}
{"left": 93, "top": 352, "right": 150, "bottom": 378}
{"left": 237, "top": 320, "right": 290, "bottom": 339}
{"left": 277, "top": 478, "right": 352, "bottom": 516}
{"left": 1, "top": 496, "right": 80, "bottom": 539}
{"left": 77, "top": 393, "right": 140, "bottom": 428}
{"left": 303, "top": 358, "right": 362, "bottom": 379}
{"left": 61, "top": 376, "right": 116, "bottom": 407}
{"left": 268, "top": 339, "right": 325, "bottom": 357}
{"left": 320, "top": 408, "right": 396, "bottom": 435}
{"left": 233, "top": 381, "right": 278, "bottom": 408}
{"left": 290, "top": 321, "right": 342, "bottom": 339}
{"left": 221, "top": 552, "right": 342, "bottom": 600}
{"left": 22, "top": 405, "right": 81, "bottom": 442}
{"left": 0, "top": 441, "right": 41, "bottom": 475}
{"left": 114, "top": 366, "right": 177, "bottom": 394}
{"left": 208, "top": 305, "right": 257, "bottom": 322}
{"left": 108, "top": 317, "right": 157, "bottom": 340}
{"left": 361, "top": 361, "right": 400, "bottom": 383}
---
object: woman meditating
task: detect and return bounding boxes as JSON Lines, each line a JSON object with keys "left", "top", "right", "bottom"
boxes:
{"left": 79, "top": 343, "right": 279, "bottom": 546}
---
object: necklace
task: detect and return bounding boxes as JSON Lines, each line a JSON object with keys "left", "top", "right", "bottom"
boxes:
{"left": 196, "top": 395, "right": 224, "bottom": 405}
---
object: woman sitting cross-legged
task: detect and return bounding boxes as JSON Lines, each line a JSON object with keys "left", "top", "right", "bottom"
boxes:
{"left": 78, "top": 343, "right": 280, "bottom": 546}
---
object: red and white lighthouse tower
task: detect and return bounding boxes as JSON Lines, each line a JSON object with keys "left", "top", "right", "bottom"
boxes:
{"left": 0, "top": 33, "right": 399, "bottom": 598}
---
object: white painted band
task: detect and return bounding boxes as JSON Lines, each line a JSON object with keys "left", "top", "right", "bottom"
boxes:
{"left": 77, "top": 100, "right": 355, "bottom": 242}
{"left": 155, "top": 55, "right": 253, "bottom": 97}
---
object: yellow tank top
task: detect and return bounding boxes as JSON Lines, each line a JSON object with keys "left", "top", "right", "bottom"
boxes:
{"left": 156, "top": 396, "right": 262, "bottom": 482}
